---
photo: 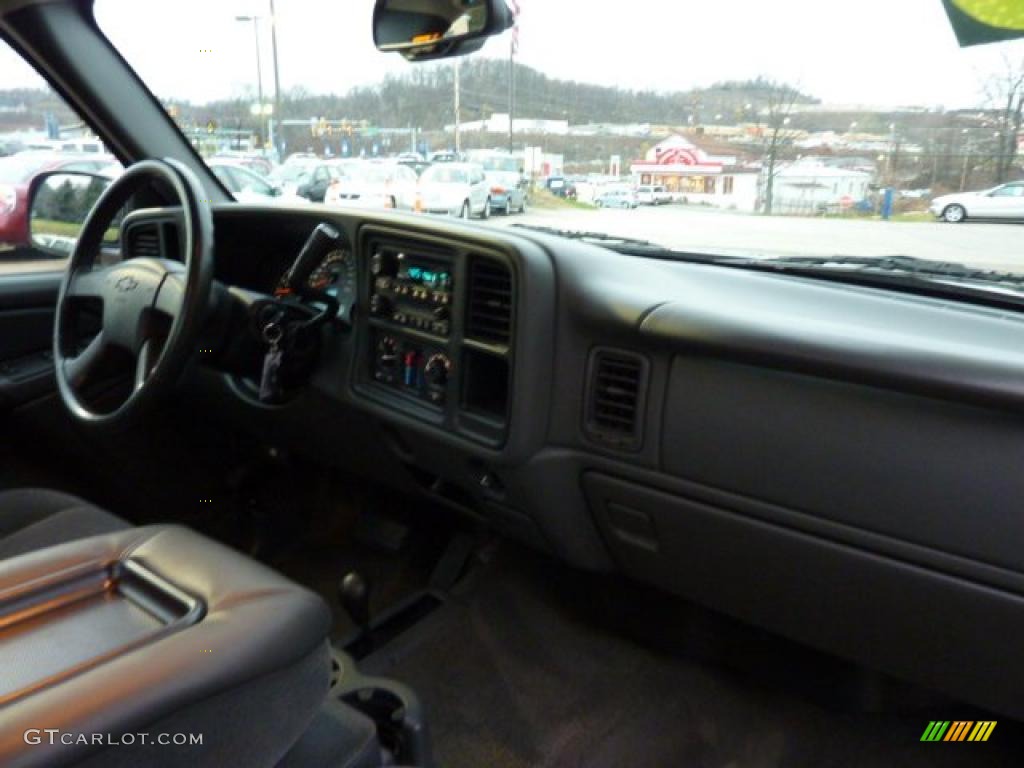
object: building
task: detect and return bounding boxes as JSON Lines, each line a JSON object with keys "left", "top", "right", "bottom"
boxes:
{"left": 630, "top": 135, "right": 760, "bottom": 211}
{"left": 445, "top": 113, "right": 569, "bottom": 136}
{"left": 768, "top": 161, "right": 871, "bottom": 213}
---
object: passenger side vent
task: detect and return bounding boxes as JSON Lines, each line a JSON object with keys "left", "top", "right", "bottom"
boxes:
{"left": 466, "top": 257, "right": 513, "bottom": 345}
{"left": 585, "top": 349, "right": 649, "bottom": 451}
{"left": 126, "top": 223, "right": 161, "bottom": 259}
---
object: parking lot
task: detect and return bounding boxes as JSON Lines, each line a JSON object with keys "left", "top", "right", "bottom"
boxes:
{"left": 491, "top": 204, "right": 1024, "bottom": 271}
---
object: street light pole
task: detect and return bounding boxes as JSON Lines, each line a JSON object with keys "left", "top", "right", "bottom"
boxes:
{"left": 237, "top": 15, "right": 266, "bottom": 152}
{"left": 268, "top": 0, "right": 283, "bottom": 159}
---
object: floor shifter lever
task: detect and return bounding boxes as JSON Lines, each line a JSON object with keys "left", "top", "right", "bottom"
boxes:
{"left": 339, "top": 571, "right": 372, "bottom": 651}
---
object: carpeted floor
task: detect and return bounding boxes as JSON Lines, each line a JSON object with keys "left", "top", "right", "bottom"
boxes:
{"left": 359, "top": 544, "right": 1024, "bottom": 768}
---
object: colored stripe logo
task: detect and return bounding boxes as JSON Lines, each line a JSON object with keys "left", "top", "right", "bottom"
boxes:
{"left": 921, "top": 721, "right": 996, "bottom": 742}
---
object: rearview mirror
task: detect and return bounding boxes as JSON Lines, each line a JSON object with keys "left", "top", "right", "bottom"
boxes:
{"left": 373, "top": 0, "right": 514, "bottom": 61}
{"left": 28, "top": 171, "right": 114, "bottom": 257}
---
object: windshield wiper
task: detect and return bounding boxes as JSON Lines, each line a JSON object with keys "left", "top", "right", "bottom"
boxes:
{"left": 738, "top": 254, "right": 1024, "bottom": 289}
{"left": 510, "top": 224, "right": 663, "bottom": 250}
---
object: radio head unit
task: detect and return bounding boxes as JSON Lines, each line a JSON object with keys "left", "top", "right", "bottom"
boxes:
{"left": 369, "top": 246, "right": 453, "bottom": 337}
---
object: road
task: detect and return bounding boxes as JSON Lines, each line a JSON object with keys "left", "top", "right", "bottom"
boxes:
{"left": 489, "top": 204, "right": 1024, "bottom": 271}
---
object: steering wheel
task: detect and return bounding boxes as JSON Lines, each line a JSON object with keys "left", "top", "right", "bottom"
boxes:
{"left": 53, "top": 158, "right": 214, "bottom": 429}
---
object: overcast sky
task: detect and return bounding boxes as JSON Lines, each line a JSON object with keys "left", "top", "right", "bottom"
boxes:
{"left": 2, "top": 0, "right": 1023, "bottom": 111}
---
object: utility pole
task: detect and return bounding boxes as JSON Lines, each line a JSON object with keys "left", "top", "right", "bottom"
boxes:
{"left": 454, "top": 62, "right": 461, "bottom": 153}
{"left": 268, "top": 0, "right": 282, "bottom": 158}
{"left": 508, "top": 39, "right": 515, "bottom": 153}
{"left": 508, "top": 0, "right": 519, "bottom": 155}
{"left": 960, "top": 129, "right": 970, "bottom": 191}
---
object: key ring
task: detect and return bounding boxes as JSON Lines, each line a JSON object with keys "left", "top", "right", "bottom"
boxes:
{"left": 262, "top": 321, "right": 284, "bottom": 346}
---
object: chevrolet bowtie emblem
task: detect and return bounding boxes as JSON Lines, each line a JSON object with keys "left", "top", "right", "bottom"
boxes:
{"left": 115, "top": 276, "right": 139, "bottom": 293}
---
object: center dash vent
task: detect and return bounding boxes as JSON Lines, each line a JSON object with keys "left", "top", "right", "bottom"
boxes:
{"left": 585, "top": 349, "right": 649, "bottom": 450}
{"left": 466, "top": 257, "right": 513, "bottom": 345}
{"left": 126, "top": 223, "right": 161, "bottom": 259}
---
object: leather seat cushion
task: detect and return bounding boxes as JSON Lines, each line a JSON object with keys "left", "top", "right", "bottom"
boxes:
{"left": 0, "top": 488, "right": 130, "bottom": 560}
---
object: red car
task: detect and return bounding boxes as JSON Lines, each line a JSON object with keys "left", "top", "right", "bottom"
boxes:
{"left": 0, "top": 151, "right": 120, "bottom": 249}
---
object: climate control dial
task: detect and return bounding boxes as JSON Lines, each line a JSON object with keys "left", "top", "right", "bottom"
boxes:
{"left": 423, "top": 353, "right": 452, "bottom": 397}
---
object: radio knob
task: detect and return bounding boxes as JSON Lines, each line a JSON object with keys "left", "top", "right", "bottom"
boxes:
{"left": 369, "top": 294, "right": 390, "bottom": 316}
{"left": 424, "top": 353, "right": 451, "bottom": 389}
{"left": 377, "top": 336, "right": 399, "bottom": 368}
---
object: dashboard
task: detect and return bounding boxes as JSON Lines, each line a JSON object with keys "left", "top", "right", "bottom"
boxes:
{"left": 119, "top": 202, "right": 1024, "bottom": 721}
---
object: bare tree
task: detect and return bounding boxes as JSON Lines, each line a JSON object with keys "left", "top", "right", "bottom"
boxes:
{"left": 756, "top": 81, "right": 802, "bottom": 215}
{"left": 984, "top": 54, "right": 1024, "bottom": 184}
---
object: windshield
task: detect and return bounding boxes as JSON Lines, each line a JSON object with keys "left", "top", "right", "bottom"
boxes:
{"left": 422, "top": 166, "right": 468, "bottom": 184}
{"left": 75, "top": 1, "right": 1024, "bottom": 293}
{"left": 353, "top": 164, "right": 394, "bottom": 183}
{"left": 272, "top": 164, "right": 312, "bottom": 183}
{"left": 479, "top": 156, "right": 519, "bottom": 173}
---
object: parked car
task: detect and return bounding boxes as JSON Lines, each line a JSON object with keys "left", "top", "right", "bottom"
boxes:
{"left": 930, "top": 181, "right": 1024, "bottom": 222}
{"left": 211, "top": 152, "right": 275, "bottom": 177}
{"left": 0, "top": 151, "right": 120, "bottom": 248}
{"left": 545, "top": 175, "right": 577, "bottom": 199}
{"left": 429, "top": 150, "right": 462, "bottom": 163}
{"left": 470, "top": 152, "right": 527, "bottom": 214}
{"left": 594, "top": 187, "right": 638, "bottom": 209}
{"left": 324, "top": 160, "right": 419, "bottom": 211}
{"left": 637, "top": 184, "right": 670, "bottom": 205}
{"left": 209, "top": 160, "right": 306, "bottom": 204}
{"left": 417, "top": 162, "right": 491, "bottom": 218}
{"left": 398, "top": 159, "right": 432, "bottom": 177}
{"left": 269, "top": 160, "right": 341, "bottom": 202}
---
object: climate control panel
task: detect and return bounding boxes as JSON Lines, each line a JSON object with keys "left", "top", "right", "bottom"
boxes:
{"left": 372, "top": 331, "right": 451, "bottom": 407}
{"left": 369, "top": 247, "right": 453, "bottom": 337}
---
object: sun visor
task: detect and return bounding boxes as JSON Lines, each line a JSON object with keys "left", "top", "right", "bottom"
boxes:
{"left": 943, "top": 0, "right": 1024, "bottom": 47}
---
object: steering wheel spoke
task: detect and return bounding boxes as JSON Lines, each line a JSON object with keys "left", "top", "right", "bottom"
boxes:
{"left": 63, "top": 331, "right": 109, "bottom": 389}
{"left": 133, "top": 338, "right": 156, "bottom": 393}
{"left": 154, "top": 271, "right": 185, "bottom": 320}
{"left": 66, "top": 266, "right": 109, "bottom": 300}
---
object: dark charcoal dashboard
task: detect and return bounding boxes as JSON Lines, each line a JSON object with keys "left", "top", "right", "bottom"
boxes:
{"left": 122, "top": 202, "right": 1024, "bottom": 721}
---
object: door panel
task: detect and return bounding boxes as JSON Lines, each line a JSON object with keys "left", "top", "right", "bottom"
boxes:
{"left": 0, "top": 271, "right": 62, "bottom": 409}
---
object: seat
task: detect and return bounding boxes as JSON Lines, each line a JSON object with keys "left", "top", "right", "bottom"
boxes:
{"left": 0, "top": 490, "right": 337, "bottom": 768}
{"left": 0, "top": 488, "right": 130, "bottom": 561}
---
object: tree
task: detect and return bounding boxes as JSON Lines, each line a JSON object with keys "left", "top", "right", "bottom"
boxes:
{"left": 756, "top": 81, "right": 802, "bottom": 215}
{"left": 984, "top": 54, "right": 1024, "bottom": 184}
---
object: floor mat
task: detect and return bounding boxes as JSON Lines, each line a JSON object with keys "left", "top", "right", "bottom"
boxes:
{"left": 359, "top": 544, "right": 1024, "bottom": 768}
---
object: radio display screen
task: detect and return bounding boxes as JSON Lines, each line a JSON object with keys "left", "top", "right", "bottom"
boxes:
{"left": 398, "top": 258, "right": 452, "bottom": 290}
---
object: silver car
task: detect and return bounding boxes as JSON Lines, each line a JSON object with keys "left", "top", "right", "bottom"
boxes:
{"left": 417, "top": 162, "right": 491, "bottom": 218}
{"left": 930, "top": 181, "right": 1024, "bottom": 223}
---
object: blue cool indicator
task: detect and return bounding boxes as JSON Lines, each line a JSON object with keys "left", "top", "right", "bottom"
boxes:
{"left": 403, "top": 350, "right": 420, "bottom": 388}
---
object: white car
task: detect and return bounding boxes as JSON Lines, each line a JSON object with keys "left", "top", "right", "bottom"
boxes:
{"left": 636, "top": 185, "right": 670, "bottom": 205}
{"left": 324, "top": 160, "right": 419, "bottom": 211}
{"left": 209, "top": 161, "right": 305, "bottom": 205}
{"left": 930, "top": 181, "right": 1024, "bottom": 223}
{"left": 594, "top": 188, "right": 638, "bottom": 209}
{"left": 417, "top": 162, "right": 491, "bottom": 218}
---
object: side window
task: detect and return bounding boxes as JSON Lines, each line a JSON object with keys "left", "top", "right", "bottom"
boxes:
{"left": 236, "top": 168, "right": 272, "bottom": 196}
{"left": 0, "top": 40, "right": 117, "bottom": 268}
{"left": 211, "top": 166, "right": 239, "bottom": 193}
{"left": 313, "top": 167, "right": 329, "bottom": 183}
{"left": 991, "top": 184, "right": 1024, "bottom": 197}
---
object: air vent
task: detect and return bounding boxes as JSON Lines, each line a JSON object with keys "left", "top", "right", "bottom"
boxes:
{"left": 126, "top": 224, "right": 161, "bottom": 259}
{"left": 466, "top": 258, "right": 513, "bottom": 345}
{"left": 585, "top": 349, "right": 648, "bottom": 450}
